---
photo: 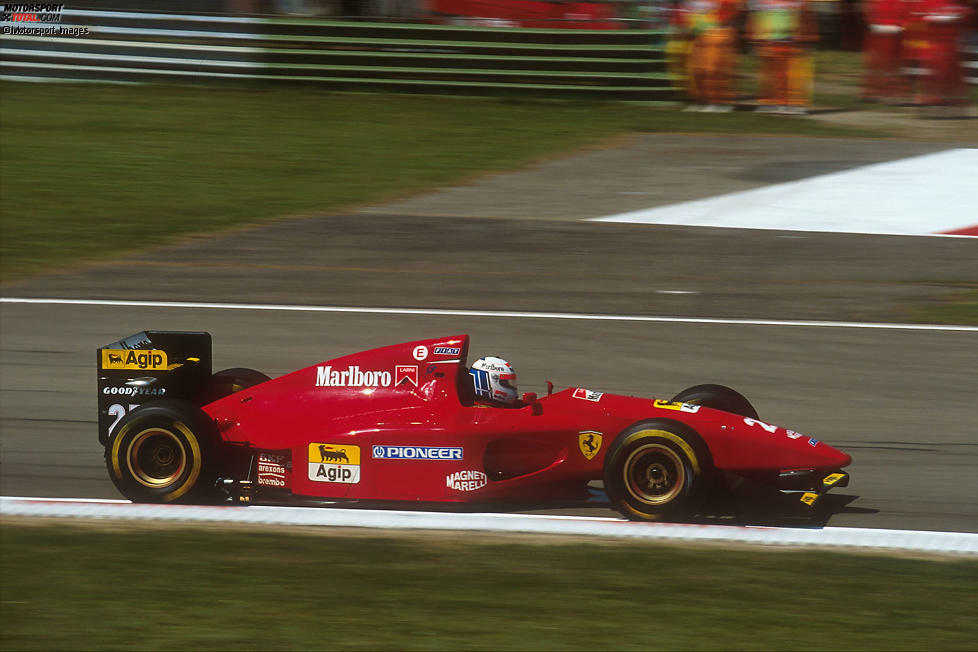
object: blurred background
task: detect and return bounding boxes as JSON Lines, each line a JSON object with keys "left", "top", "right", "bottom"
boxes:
{"left": 2, "top": 0, "right": 975, "bottom": 112}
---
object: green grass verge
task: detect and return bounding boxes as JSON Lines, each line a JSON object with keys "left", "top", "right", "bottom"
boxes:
{"left": 909, "top": 288, "right": 978, "bottom": 325}
{"left": 0, "top": 82, "right": 885, "bottom": 280}
{"left": 2, "top": 524, "right": 977, "bottom": 651}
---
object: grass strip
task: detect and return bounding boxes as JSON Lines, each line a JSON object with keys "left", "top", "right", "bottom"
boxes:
{"left": 909, "top": 288, "right": 978, "bottom": 325}
{"left": 1, "top": 523, "right": 977, "bottom": 651}
{"left": 0, "top": 81, "right": 884, "bottom": 280}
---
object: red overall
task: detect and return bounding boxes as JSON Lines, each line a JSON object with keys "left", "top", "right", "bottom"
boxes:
{"left": 918, "top": 0, "right": 971, "bottom": 105}
{"left": 862, "top": 0, "right": 910, "bottom": 101}
{"left": 685, "top": 0, "right": 742, "bottom": 106}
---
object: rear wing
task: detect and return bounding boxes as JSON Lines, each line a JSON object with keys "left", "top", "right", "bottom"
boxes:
{"left": 96, "top": 331, "right": 212, "bottom": 446}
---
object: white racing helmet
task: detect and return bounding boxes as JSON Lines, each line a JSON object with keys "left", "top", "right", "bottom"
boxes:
{"left": 469, "top": 356, "right": 518, "bottom": 405}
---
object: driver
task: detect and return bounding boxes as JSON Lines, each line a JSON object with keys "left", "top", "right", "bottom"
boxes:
{"left": 469, "top": 356, "right": 518, "bottom": 406}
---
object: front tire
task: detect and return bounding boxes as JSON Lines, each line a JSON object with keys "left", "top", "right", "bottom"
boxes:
{"left": 106, "top": 399, "right": 221, "bottom": 503}
{"left": 671, "top": 384, "right": 759, "bottom": 419}
{"left": 603, "top": 420, "right": 712, "bottom": 521}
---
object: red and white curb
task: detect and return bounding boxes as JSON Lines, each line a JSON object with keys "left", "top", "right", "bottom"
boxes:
{"left": 2, "top": 497, "right": 976, "bottom": 555}
{"left": 592, "top": 148, "right": 978, "bottom": 237}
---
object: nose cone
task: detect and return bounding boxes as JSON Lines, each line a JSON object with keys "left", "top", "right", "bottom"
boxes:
{"left": 817, "top": 443, "right": 852, "bottom": 469}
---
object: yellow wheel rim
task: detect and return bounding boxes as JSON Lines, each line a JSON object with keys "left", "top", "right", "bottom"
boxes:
{"left": 126, "top": 428, "right": 187, "bottom": 488}
{"left": 623, "top": 442, "right": 686, "bottom": 506}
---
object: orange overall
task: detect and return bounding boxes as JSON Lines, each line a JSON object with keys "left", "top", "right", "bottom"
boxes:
{"left": 749, "top": 0, "right": 818, "bottom": 108}
{"left": 683, "top": 0, "right": 742, "bottom": 105}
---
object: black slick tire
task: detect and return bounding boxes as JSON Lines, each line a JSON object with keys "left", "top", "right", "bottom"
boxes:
{"left": 670, "top": 384, "right": 759, "bottom": 419}
{"left": 603, "top": 419, "right": 712, "bottom": 521}
{"left": 106, "top": 399, "right": 221, "bottom": 504}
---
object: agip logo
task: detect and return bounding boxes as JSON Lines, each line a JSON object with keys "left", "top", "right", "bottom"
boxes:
{"left": 101, "top": 349, "right": 169, "bottom": 371}
{"left": 308, "top": 443, "right": 360, "bottom": 484}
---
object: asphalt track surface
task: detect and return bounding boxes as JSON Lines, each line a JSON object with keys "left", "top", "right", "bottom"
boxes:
{"left": 2, "top": 134, "right": 976, "bottom": 534}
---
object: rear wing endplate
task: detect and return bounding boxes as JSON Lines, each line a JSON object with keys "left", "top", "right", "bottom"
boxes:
{"left": 96, "top": 331, "right": 212, "bottom": 446}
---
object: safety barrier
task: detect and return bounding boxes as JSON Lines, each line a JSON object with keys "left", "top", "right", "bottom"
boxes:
{"left": 1, "top": 10, "right": 972, "bottom": 100}
{"left": 0, "top": 10, "right": 673, "bottom": 101}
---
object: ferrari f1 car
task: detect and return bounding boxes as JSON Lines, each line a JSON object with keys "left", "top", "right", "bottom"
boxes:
{"left": 96, "top": 332, "right": 851, "bottom": 521}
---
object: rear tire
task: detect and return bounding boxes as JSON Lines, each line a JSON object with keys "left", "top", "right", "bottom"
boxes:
{"left": 200, "top": 367, "right": 270, "bottom": 404}
{"left": 106, "top": 399, "right": 221, "bottom": 503}
{"left": 603, "top": 420, "right": 712, "bottom": 521}
{"left": 670, "top": 384, "right": 759, "bottom": 419}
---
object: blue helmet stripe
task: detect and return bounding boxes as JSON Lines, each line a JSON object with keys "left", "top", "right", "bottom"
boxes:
{"left": 469, "top": 368, "right": 491, "bottom": 398}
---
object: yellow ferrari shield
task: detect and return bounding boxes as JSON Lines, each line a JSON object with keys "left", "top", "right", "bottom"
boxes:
{"left": 578, "top": 431, "right": 603, "bottom": 460}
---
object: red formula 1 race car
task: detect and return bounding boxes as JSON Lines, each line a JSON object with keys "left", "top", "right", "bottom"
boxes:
{"left": 96, "top": 332, "right": 851, "bottom": 521}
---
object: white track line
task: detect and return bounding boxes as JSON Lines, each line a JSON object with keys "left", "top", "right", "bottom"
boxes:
{"left": 2, "top": 497, "right": 976, "bottom": 555}
{"left": 2, "top": 297, "right": 976, "bottom": 332}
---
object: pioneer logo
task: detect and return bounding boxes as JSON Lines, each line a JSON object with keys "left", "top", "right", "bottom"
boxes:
{"left": 372, "top": 445, "right": 463, "bottom": 461}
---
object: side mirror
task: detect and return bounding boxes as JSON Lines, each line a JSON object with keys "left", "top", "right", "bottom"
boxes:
{"left": 522, "top": 392, "right": 542, "bottom": 415}
{"left": 546, "top": 381, "right": 554, "bottom": 396}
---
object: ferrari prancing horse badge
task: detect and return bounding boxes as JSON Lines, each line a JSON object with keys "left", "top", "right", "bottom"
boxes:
{"left": 578, "top": 431, "right": 603, "bottom": 460}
